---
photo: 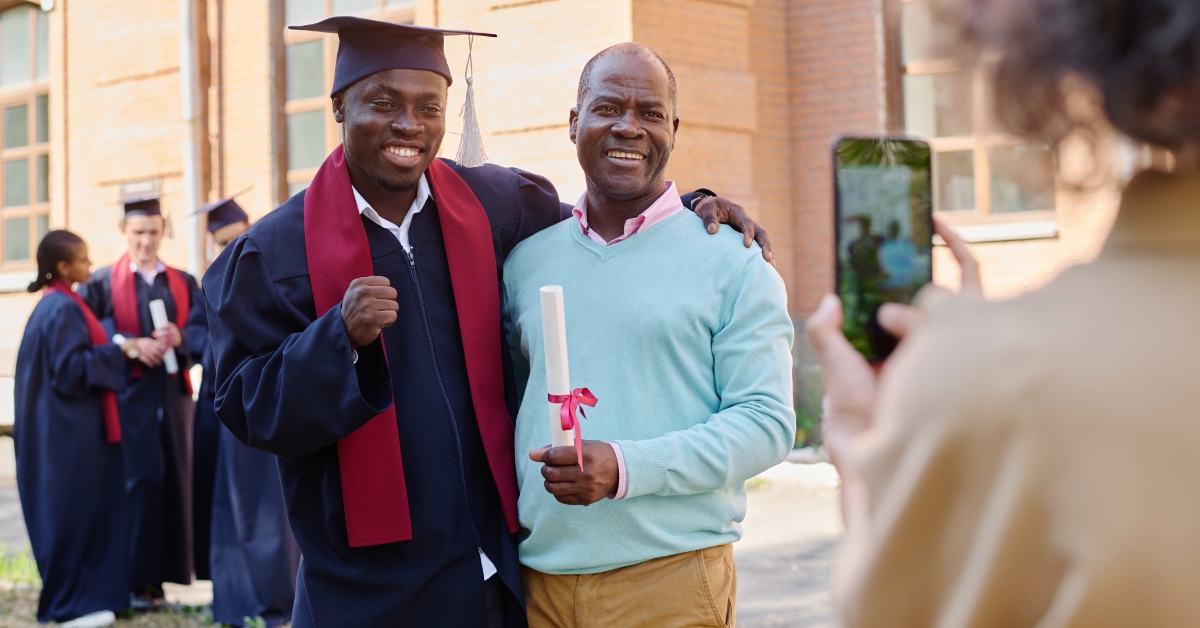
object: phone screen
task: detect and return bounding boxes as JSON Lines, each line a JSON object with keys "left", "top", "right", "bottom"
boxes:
{"left": 834, "top": 137, "right": 933, "bottom": 362}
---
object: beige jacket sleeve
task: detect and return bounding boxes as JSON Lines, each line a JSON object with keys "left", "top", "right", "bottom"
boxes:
{"left": 834, "top": 298, "right": 1068, "bottom": 628}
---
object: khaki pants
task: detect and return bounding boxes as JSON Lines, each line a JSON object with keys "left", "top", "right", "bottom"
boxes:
{"left": 523, "top": 544, "right": 737, "bottom": 628}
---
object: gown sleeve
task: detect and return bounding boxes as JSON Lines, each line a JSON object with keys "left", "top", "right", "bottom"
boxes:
{"left": 185, "top": 287, "right": 209, "bottom": 362}
{"left": 76, "top": 271, "right": 116, "bottom": 337}
{"left": 45, "top": 300, "right": 127, "bottom": 397}
{"left": 505, "top": 167, "right": 569, "bottom": 255}
{"left": 203, "top": 234, "right": 393, "bottom": 462}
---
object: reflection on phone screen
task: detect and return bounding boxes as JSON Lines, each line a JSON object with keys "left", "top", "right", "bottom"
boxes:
{"left": 835, "top": 138, "right": 933, "bottom": 362}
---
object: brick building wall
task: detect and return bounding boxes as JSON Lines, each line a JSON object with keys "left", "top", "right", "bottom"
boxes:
{"left": 0, "top": 0, "right": 1125, "bottom": 425}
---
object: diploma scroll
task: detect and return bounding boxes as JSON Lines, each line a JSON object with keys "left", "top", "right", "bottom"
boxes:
{"left": 148, "top": 299, "right": 180, "bottom": 375}
{"left": 539, "top": 286, "right": 575, "bottom": 449}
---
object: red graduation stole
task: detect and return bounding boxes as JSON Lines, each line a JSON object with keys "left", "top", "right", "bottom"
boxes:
{"left": 303, "top": 146, "right": 519, "bottom": 548}
{"left": 110, "top": 251, "right": 193, "bottom": 394}
{"left": 46, "top": 279, "right": 122, "bottom": 444}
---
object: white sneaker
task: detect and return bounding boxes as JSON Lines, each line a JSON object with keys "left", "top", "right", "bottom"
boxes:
{"left": 60, "top": 610, "right": 116, "bottom": 628}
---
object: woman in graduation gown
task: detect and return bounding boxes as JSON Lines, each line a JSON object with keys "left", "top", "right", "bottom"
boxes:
{"left": 14, "top": 230, "right": 134, "bottom": 626}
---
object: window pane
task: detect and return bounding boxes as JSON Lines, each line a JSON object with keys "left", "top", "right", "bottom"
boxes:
{"left": 287, "top": 41, "right": 324, "bottom": 101}
{"left": 332, "top": 0, "right": 378, "bottom": 13}
{"left": 35, "top": 94, "right": 47, "bottom": 143}
{"left": 933, "top": 150, "right": 974, "bottom": 212}
{"left": 5, "top": 216, "right": 28, "bottom": 261}
{"left": 35, "top": 212, "right": 46, "bottom": 240}
{"left": 5, "top": 157, "right": 28, "bottom": 206}
{"left": 901, "top": 2, "right": 935, "bottom": 64}
{"left": 36, "top": 153, "right": 47, "bottom": 202}
{"left": 288, "top": 180, "right": 310, "bottom": 197}
{"left": 1, "top": 6, "right": 32, "bottom": 86}
{"left": 35, "top": 8, "right": 46, "bottom": 79}
{"left": 4, "top": 104, "right": 27, "bottom": 148}
{"left": 903, "top": 72, "right": 971, "bottom": 138}
{"left": 989, "top": 145, "right": 1055, "bottom": 213}
{"left": 287, "top": 110, "right": 326, "bottom": 171}
{"left": 285, "top": 0, "right": 324, "bottom": 26}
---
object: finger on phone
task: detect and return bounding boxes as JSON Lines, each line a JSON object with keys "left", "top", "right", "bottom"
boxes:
{"left": 933, "top": 217, "right": 982, "bottom": 297}
{"left": 804, "top": 294, "right": 846, "bottom": 353}
{"left": 876, "top": 303, "right": 923, "bottom": 340}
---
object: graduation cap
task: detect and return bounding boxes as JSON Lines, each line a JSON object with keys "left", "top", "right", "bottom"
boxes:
{"left": 123, "top": 198, "right": 161, "bottom": 217}
{"left": 289, "top": 16, "right": 495, "bottom": 167}
{"left": 195, "top": 197, "right": 250, "bottom": 233}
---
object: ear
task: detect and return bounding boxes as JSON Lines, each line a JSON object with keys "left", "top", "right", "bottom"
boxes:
{"left": 332, "top": 93, "right": 346, "bottom": 124}
{"left": 671, "top": 116, "right": 679, "bottom": 149}
{"left": 569, "top": 107, "right": 580, "bottom": 144}
{"left": 54, "top": 259, "right": 70, "bottom": 279}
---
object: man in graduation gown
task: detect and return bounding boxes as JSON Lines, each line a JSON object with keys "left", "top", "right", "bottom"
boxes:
{"left": 204, "top": 17, "right": 768, "bottom": 627}
{"left": 189, "top": 198, "right": 300, "bottom": 627}
{"left": 79, "top": 197, "right": 200, "bottom": 606}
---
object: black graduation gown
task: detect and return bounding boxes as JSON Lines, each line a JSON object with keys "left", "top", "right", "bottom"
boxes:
{"left": 13, "top": 292, "right": 129, "bottom": 623}
{"left": 186, "top": 301, "right": 218, "bottom": 581}
{"left": 78, "top": 265, "right": 200, "bottom": 588}
{"left": 192, "top": 293, "right": 300, "bottom": 626}
{"left": 204, "top": 160, "right": 565, "bottom": 627}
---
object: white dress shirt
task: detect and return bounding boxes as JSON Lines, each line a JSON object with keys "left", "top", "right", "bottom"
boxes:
{"left": 351, "top": 174, "right": 432, "bottom": 256}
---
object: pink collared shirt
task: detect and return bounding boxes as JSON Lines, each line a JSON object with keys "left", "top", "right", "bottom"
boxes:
{"left": 130, "top": 259, "right": 167, "bottom": 286}
{"left": 573, "top": 181, "right": 686, "bottom": 499}
{"left": 572, "top": 180, "right": 686, "bottom": 246}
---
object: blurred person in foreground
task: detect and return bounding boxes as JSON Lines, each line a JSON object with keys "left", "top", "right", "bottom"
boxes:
{"left": 808, "top": 0, "right": 1200, "bottom": 625}
{"left": 507, "top": 44, "right": 794, "bottom": 627}
{"left": 15, "top": 231, "right": 133, "bottom": 627}
{"left": 186, "top": 198, "right": 299, "bottom": 627}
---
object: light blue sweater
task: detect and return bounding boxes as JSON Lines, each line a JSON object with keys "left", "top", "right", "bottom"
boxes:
{"left": 503, "top": 210, "right": 796, "bottom": 575}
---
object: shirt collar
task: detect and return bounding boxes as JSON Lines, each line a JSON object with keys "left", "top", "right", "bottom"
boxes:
{"left": 1102, "top": 169, "right": 1200, "bottom": 258}
{"left": 572, "top": 181, "right": 682, "bottom": 242}
{"left": 129, "top": 258, "right": 166, "bottom": 282}
{"left": 351, "top": 173, "right": 433, "bottom": 223}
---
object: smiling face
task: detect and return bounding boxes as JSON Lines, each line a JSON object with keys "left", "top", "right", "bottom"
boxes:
{"left": 334, "top": 68, "right": 448, "bottom": 196}
{"left": 570, "top": 50, "right": 678, "bottom": 203}
{"left": 121, "top": 214, "right": 164, "bottom": 268}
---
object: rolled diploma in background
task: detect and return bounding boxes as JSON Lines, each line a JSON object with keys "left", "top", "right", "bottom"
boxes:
{"left": 148, "top": 299, "right": 180, "bottom": 375}
{"left": 540, "top": 286, "right": 575, "bottom": 448}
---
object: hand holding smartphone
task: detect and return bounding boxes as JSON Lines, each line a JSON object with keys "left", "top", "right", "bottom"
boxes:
{"left": 833, "top": 136, "right": 933, "bottom": 362}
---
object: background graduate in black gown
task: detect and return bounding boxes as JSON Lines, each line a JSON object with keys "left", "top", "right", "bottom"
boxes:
{"left": 15, "top": 230, "right": 135, "bottom": 626}
{"left": 77, "top": 198, "right": 200, "bottom": 608}
{"left": 204, "top": 17, "right": 769, "bottom": 627}
{"left": 190, "top": 198, "right": 300, "bottom": 627}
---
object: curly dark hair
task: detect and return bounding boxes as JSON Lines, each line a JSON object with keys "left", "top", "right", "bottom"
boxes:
{"left": 940, "top": 0, "right": 1200, "bottom": 150}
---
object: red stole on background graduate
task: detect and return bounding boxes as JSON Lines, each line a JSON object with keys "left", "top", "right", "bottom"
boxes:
{"left": 303, "top": 146, "right": 519, "bottom": 548}
{"left": 110, "top": 251, "right": 193, "bottom": 394}
{"left": 46, "top": 279, "right": 122, "bottom": 444}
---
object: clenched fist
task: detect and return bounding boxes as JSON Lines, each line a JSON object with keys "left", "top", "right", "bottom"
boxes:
{"left": 340, "top": 276, "right": 399, "bottom": 349}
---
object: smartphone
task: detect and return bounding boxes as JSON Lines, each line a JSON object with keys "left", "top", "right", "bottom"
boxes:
{"left": 833, "top": 136, "right": 933, "bottom": 362}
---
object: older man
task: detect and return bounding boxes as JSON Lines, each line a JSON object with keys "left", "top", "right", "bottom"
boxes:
{"left": 503, "top": 44, "right": 795, "bottom": 627}
{"left": 203, "top": 18, "right": 766, "bottom": 627}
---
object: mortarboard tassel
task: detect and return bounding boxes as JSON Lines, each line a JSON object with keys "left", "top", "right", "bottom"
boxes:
{"left": 455, "top": 36, "right": 488, "bottom": 168}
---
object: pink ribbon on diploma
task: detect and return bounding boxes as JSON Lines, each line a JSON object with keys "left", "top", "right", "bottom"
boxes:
{"left": 548, "top": 388, "right": 597, "bottom": 471}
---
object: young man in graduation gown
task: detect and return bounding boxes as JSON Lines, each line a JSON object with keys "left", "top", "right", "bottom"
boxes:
{"left": 78, "top": 198, "right": 200, "bottom": 607}
{"left": 203, "top": 17, "right": 767, "bottom": 627}
{"left": 188, "top": 198, "right": 300, "bottom": 627}
{"left": 506, "top": 44, "right": 795, "bottom": 627}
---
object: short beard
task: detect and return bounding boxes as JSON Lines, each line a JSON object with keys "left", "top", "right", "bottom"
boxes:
{"left": 371, "top": 172, "right": 419, "bottom": 193}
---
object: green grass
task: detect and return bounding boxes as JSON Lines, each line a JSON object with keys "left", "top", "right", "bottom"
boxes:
{"left": 0, "top": 544, "right": 39, "bottom": 587}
